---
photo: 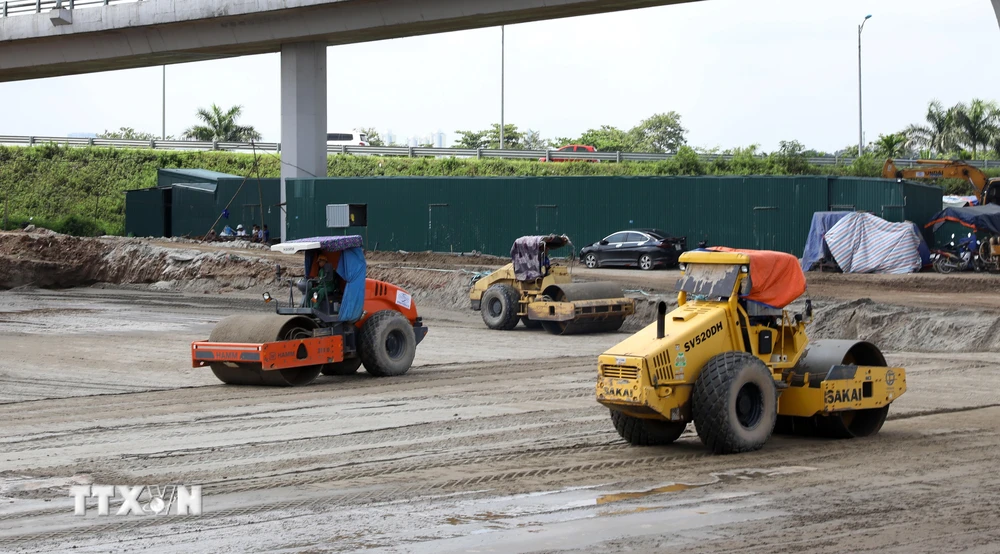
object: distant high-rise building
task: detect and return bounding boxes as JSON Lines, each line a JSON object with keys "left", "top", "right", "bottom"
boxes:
{"left": 433, "top": 131, "right": 445, "bottom": 148}
{"left": 384, "top": 130, "right": 395, "bottom": 146}
{"left": 408, "top": 136, "right": 418, "bottom": 147}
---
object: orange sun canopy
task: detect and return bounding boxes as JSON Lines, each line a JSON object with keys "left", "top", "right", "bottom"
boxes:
{"left": 708, "top": 247, "right": 806, "bottom": 308}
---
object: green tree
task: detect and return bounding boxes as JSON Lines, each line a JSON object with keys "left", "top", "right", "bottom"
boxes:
{"left": 182, "top": 104, "right": 262, "bottom": 142}
{"left": 905, "top": 100, "right": 956, "bottom": 155}
{"left": 629, "top": 111, "right": 687, "bottom": 153}
{"left": 359, "top": 127, "right": 384, "bottom": 147}
{"left": 453, "top": 129, "right": 490, "bottom": 149}
{"left": 576, "top": 125, "right": 641, "bottom": 152}
{"left": 486, "top": 123, "right": 525, "bottom": 149}
{"left": 98, "top": 127, "right": 158, "bottom": 140}
{"left": 550, "top": 137, "right": 576, "bottom": 148}
{"left": 522, "top": 129, "right": 548, "bottom": 150}
{"left": 951, "top": 99, "right": 998, "bottom": 159}
{"left": 872, "top": 133, "right": 911, "bottom": 159}
{"left": 772, "top": 140, "right": 813, "bottom": 173}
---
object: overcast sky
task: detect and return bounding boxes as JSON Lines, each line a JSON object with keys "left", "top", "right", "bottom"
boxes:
{"left": 2, "top": 0, "right": 999, "bottom": 152}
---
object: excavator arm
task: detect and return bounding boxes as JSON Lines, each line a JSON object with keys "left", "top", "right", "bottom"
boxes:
{"left": 882, "top": 159, "right": 998, "bottom": 204}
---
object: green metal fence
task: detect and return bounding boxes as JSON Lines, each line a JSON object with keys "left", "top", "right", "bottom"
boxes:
{"left": 126, "top": 177, "right": 281, "bottom": 238}
{"left": 124, "top": 187, "right": 168, "bottom": 238}
{"left": 284, "top": 176, "right": 944, "bottom": 257}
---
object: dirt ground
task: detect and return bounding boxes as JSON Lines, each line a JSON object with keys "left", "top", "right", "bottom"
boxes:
{"left": 2, "top": 234, "right": 1000, "bottom": 553}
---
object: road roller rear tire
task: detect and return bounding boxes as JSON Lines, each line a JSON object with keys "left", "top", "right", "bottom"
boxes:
{"left": 360, "top": 311, "right": 416, "bottom": 377}
{"left": 321, "top": 357, "right": 363, "bottom": 376}
{"left": 610, "top": 409, "right": 686, "bottom": 446}
{"left": 207, "top": 314, "right": 323, "bottom": 387}
{"left": 693, "top": 352, "right": 777, "bottom": 454}
{"left": 481, "top": 284, "right": 521, "bottom": 331}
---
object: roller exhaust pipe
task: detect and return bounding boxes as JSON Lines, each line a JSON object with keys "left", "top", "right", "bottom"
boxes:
{"left": 656, "top": 301, "right": 667, "bottom": 339}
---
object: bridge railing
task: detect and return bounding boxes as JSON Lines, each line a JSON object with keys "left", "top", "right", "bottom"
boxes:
{"left": 0, "top": 134, "right": 998, "bottom": 170}
{"left": 2, "top": 0, "right": 137, "bottom": 17}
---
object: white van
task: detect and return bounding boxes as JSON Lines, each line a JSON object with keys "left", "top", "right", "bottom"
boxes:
{"left": 326, "top": 132, "right": 370, "bottom": 147}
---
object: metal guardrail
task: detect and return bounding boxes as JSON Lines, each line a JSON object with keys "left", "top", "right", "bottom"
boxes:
{"left": 2, "top": 0, "right": 137, "bottom": 17}
{"left": 0, "top": 134, "right": 997, "bottom": 169}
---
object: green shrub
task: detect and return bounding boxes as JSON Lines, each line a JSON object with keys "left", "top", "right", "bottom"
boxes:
{"left": 55, "top": 214, "right": 107, "bottom": 237}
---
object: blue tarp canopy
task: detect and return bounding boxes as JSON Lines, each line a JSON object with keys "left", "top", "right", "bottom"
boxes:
{"left": 909, "top": 222, "right": 932, "bottom": 268}
{"left": 927, "top": 205, "right": 1000, "bottom": 235}
{"left": 292, "top": 235, "right": 367, "bottom": 323}
{"left": 801, "top": 211, "right": 851, "bottom": 271}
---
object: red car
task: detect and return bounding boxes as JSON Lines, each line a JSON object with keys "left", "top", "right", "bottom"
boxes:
{"left": 539, "top": 144, "right": 599, "bottom": 162}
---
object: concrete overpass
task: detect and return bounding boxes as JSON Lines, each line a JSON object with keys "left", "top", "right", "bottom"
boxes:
{"left": 2, "top": 0, "right": 699, "bottom": 239}
{"left": 0, "top": 1, "right": 702, "bottom": 82}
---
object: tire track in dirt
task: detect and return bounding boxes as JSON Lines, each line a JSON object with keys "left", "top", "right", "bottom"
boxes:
{"left": 3, "top": 408, "right": 999, "bottom": 551}
{"left": 0, "top": 386, "right": 595, "bottom": 454}
{"left": 0, "top": 356, "right": 596, "bottom": 423}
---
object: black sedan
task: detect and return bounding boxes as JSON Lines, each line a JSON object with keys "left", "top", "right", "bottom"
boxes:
{"left": 579, "top": 229, "right": 687, "bottom": 270}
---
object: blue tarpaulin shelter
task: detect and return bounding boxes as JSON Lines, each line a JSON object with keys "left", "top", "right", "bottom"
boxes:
{"left": 824, "top": 213, "right": 923, "bottom": 274}
{"left": 801, "top": 211, "right": 851, "bottom": 271}
{"left": 803, "top": 212, "right": 930, "bottom": 271}
{"left": 927, "top": 205, "right": 1000, "bottom": 235}
{"left": 288, "top": 236, "right": 367, "bottom": 323}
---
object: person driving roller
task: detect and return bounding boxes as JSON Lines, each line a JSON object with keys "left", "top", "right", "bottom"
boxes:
{"left": 300, "top": 253, "right": 341, "bottom": 313}
{"left": 315, "top": 254, "right": 339, "bottom": 311}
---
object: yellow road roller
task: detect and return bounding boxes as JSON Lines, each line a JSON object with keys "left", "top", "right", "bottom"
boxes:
{"left": 596, "top": 247, "right": 906, "bottom": 454}
{"left": 469, "top": 234, "right": 635, "bottom": 335}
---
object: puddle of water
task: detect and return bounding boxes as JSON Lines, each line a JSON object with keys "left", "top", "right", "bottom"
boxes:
{"left": 594, "top": 466, "right": 817, "bottom": 506}
{"left": 390, "top": 494, "right": 779, "bottom": 554}
{"left": 361, "top": 466, "right": 820, "bottom": 554}
{"left": 597, "top": 482, "right": 699, "bottom": 504}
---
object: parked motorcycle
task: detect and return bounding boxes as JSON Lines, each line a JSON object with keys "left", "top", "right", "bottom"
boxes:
{"left": 933, "top": 232, "right": 983, "bottom": 273}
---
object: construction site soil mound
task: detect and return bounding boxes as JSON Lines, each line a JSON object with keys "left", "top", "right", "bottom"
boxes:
{"left": 5, "top": 233, "right": 999, "bottom": 347}
{"left": 0, "top": 231, "right": 278, "bottom": 291}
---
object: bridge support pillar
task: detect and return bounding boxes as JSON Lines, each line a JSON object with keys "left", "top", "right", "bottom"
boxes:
{"left": 280, "top": 42, "right": 328, "bottom": 242}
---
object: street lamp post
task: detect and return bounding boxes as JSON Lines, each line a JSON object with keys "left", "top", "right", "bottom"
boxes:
{"left": 162, "top": 65, "right": 166, "bottom": 140}
{"left": 500, "top": 25, "right": 505, "bottom": 150}
{"left": 858, "top": 14, "right": 871, "bottom": 158}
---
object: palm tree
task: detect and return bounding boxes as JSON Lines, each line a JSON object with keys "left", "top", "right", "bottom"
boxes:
{"left": 873, "top": 133, "right": 910, "bottom": 159}
{"left": 182, "top": 104, "right": 262, "bottom": 142}
{"left": 951, "top": 99, "right": 999, "bottom": 160}
{"left": 904, "top": 100, "right": 956, "bottom": 155}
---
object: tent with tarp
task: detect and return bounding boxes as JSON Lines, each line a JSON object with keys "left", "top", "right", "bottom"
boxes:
{"left": 926, "top": 204, "right": 1000, "bottom": 248}
{"left": 800, "top": 211, "right": 851, "bottom": 271}
{"left": 823, "top": 212, "right": 923, "bottom": 274}
{"left": 926, "top": 204, "right": 1000, "bottom": 235}
{"left": 801, "top": 212, "right": 930, "bottom": 272}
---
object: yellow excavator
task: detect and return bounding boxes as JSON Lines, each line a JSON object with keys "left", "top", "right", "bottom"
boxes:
{"left": 882, "top": 158, "right": 1000, "bottom": 205}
